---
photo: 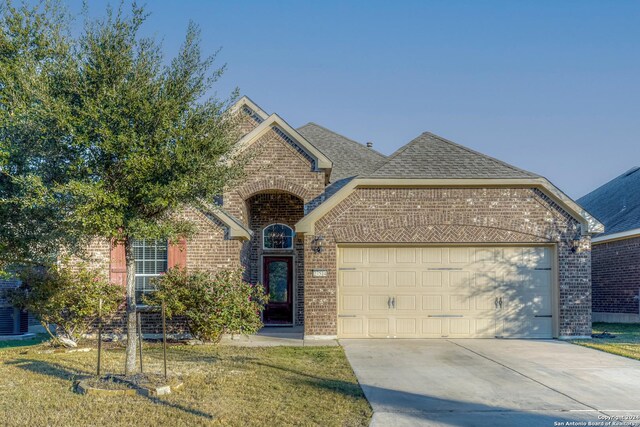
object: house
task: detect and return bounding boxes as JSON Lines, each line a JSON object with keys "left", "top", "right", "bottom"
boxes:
{"left": 82, "top": 96, "right": 602, "bottom": 339}
{"left": 0, "top": 278, "right": 28, "bottom": 337}
{"left": 578, "top": 168, "right": 640, "bottom": 323}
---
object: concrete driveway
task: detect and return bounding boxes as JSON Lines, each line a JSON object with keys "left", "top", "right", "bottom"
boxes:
{"left": 341, "top": 339, "right": 640, "bottom": 426}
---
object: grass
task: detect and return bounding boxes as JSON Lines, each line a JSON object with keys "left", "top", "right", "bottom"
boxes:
{"left": 0, "top": 333, "right": 49, "bottom": 350}
{"left": 572, "top": 322, "right": 640, "bottom": 361}
{"left": 0, "top": 340, "right": 372, "bottom": 426}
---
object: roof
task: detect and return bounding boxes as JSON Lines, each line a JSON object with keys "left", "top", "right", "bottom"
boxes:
{"left": 198, "top": 202, "right": 252, "bottom": 240}
{"left": 297, "top": 123, "right": 386, "bottom": 182}
{"left": 366, "top": 132, "right": 539, "bottom": 179}
{"left": 578, "top": 167, "right": 640, "bottom": 237}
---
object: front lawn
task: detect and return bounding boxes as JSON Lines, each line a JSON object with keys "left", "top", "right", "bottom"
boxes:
{"left": 573, "top": 322, "right": 640, "bottom": 361}
{"left": 0, "top": 340, "right": 372, "bottom": 426}
{"left": 0, "top": 334, "right": 49, "bottom": 350}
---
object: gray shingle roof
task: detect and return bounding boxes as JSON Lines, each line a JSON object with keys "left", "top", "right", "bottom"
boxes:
{"left": 297, "top": 123, "right": 386, "bottom": 182}
{"left": 577, "top": 167, "right": 640, "bottom": 236}
{"left": 367, "top": 132, "right": 539, "bottom": 179}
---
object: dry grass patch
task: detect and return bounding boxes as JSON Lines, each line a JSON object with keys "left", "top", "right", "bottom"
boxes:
{"left": 572, "top": 322, "right": 640, "bottom": 361}
{"left": 0, "top": 341, "right": 371, "bottom": 426}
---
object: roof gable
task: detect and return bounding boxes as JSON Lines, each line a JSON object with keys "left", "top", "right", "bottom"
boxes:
{"left": 368, "top": 132, "right": 538, "bottom": 179}
{"left": 229, "top": 96, "right": 269, "bottom": 122}
{"left": 578, "top": 167, "right": 640, "bottom": 236}
{"left": 234, "top": 115, "right": 333, "bottom": 170}
{"left": 297, "top": 122, "right": 385, "bottom": 182}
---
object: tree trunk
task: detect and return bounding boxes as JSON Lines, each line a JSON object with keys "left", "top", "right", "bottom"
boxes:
{"left": 124, "top": 237, "right": 138, "bottom": 376}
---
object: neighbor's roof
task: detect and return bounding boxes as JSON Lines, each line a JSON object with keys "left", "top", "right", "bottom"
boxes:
{"left": 366, "top": 132, "right": 539, "bottom": 179}
{"left": 297, "top": 123, "right": 386, "bottom": 182}
{"left": 578, "top": 167, "right": 640, "bottom": 237}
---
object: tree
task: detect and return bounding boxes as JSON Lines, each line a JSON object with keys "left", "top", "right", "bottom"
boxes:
{"left": 0, "top": 2, "right": 245, "bottom": 375}
{"left": 8, "top": 264, "right": 123, "bottom": 347}
{"left": 146, "top": 268, "right": 268, "bottom": 342}
{"left": 0, "top": 0, "right": 83, "bottom": 271}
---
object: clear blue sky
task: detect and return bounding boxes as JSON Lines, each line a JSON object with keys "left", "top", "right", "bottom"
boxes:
{"left": 70, "top": 1, "right": 639, "bottom": 199}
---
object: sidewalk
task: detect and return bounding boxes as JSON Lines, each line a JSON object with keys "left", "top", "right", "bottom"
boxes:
{"left": 220, "top": 326, "right": 338, "bottom": 347}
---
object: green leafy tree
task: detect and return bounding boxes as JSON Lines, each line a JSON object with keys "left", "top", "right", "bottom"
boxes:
{"left": 146, "top": 268, "right": 268, "bottom": 342}
{"left": 1, "top": 2, "right": 246, "bottom": 374}
{"left": 0, "top": 1, "right": 82, "bottom": 270}
{"left": 7, "top": 265, "right": 123, "bottom": 346}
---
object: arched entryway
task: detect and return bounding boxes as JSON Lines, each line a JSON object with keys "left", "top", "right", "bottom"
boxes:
{"left": 245, "top": 192, "right": 305, "bottom": 325}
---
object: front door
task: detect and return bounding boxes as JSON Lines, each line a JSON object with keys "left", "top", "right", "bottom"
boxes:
{"left": 263, "top": 257, "right": 293, "bottom": 324}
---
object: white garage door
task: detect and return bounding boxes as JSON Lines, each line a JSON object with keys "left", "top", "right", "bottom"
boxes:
{"left": 338, "top": 246, "right": 554, "bottom": 339}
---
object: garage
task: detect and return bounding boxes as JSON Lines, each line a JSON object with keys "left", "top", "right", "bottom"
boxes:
{"left": 337, "top": 246, "right": 554, "bottom": 339}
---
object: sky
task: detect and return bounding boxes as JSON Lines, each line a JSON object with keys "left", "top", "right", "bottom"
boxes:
{"left": 67, "top": 0, "right": 639, "bottom": 199}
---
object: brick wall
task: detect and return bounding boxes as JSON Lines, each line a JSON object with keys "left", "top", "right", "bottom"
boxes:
{"left": 223, "top": 127, "right": 326, "bottom": 222}
{"left": 304, "top": 187, "right": 592, "bottom": 337}
{"left": 247, "top": 192, "right": 305, "bottom": 325}
{"left": 181, "top": 206, "right": 245, "bottom": 273}
{"left": 592, "top": 236, "right": 640, "bottom": 315}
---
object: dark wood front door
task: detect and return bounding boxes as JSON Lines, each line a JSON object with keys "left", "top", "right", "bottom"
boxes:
{"left": 263, "top": 257, "right": 293, "bottom": 324}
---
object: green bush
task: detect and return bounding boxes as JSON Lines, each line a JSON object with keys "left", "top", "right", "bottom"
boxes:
{"left": 7, "top": 265, "right": 123, "bottom": 346}
{"left": 146, "top": 268, "right": 268, "bottom": 342}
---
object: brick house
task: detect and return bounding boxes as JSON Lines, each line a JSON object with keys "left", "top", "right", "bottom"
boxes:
{"left": 77, "top": 96, "right": 603, "bottom": 340}
{"left": 578, "top": 167, "right": 640, "bottom": 323}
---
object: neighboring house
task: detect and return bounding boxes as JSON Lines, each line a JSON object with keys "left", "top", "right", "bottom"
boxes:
{"left": 578, "top": 168, "right": 640, "bottom": 323}
{"left": 0, "top": 276, "right": 28, "bottom": 336}
{"left": 81, "top": 96, "right": 602, "bottom": 339}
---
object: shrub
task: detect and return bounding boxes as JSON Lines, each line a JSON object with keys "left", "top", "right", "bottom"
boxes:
{"left": 145, "top": 268, "right": 268, "bottom": 342}
{"left": 7, "top": 265, "right": 123, "bottom": 346}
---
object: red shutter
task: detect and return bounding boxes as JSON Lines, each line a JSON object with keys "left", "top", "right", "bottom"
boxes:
{"left": 110, "top": 240, "right": 127, "bottom": 287}
{"left": 168, "top": 238, "right": 187, "bottom": 270}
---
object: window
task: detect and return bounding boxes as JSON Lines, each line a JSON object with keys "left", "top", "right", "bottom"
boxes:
{"left": 133, "top": 239, "right": 167, "bottom": 303}
{"left": 263, "top": 224, "right": 294, "bottom": 250}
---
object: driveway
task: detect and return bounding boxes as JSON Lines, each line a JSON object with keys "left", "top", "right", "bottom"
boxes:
{"left": 341, "top": 339, "right": 640, "bottom": 426}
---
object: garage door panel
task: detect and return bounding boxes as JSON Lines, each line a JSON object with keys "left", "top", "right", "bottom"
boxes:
{"left": 449, "top": 295, "right": 471, "bottom": 311}
{"left": 341, "top": 271, "right": 363, "bottom": 288}
{"left": 369, "top": 248, "right": 389, "bottom": 264}
{"left": 342, "top": 295, "right": 364, "bottom": 311}
{"left": 450, "top": 271, "right": 471, "bottom": 288}
{"left": 475, "top": 293, "right": 496, "bottom": 311}
{"left": 339, "top": 318, "right": 364, "bottom": 337}
{"left": 502, "top": 248, "right": 524, "bottom": 265}
{"left": 422, "top": 318, "right": 444, "bottom": 336}
{"left": 422, "top": 295, "right": 443, "bottom": 311}
{"left": 474, "top": 318, "right": 496, "bottom": 337}
{"left": 369, "top": 295, "right": 391, "bottom": 310}
{"left": 368, "top": 318, "right": 391, "bottom": 336}
{"left": 422, "top": 271, "right": 443, "bottom": 287}
{"left": 523, "top": 247, "right": 551, "bottom": 269}
{"left": 450, "top": 248, "right": 471, "bottom": 263}
{"left": 396, "top": 318, "right": 417, "bottom": 336}
{"left": 369, "top": 271, "right": 390, "bottom": 287}
{"left": 396, "top": 248, "right": 417, "bottom": 263}
{"left": 338, "top": 246, "right": 554, "bottom": 339}
{"left": 342, "top": 247, "right": 364, "bottom": 264}
{"left": 475, "top": 248, "right": 498, "bottom": 264}
{"left": 422, "top": 248, "right": 443, "bottom": 263}
{"left": 396, "top": 271, "right": 417, "bottom": 287}
{"left": 449, "top": 318, "right": 471, "bottom": 335}
{"left": 396, "top": 295, "right": 416, "bottom": 311}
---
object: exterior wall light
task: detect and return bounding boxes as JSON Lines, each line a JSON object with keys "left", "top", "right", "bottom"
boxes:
{"left": 311, "top": 235, "right": 325, "bottom": 253}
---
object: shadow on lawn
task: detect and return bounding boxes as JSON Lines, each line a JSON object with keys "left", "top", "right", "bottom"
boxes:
{"left": 253, "top": 361, "right": 364, "bottom": 399}
{"left": 5, "top": 358, "right": 214, "bottom": 421}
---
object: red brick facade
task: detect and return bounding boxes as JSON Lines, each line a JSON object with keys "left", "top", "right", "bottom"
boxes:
{"left": 592, "top": 236, "right": 640, "bottom": 316}
{"left": 223, "top": 127, "right": 326, "bottom": 222}
{"left": 71, "top": 103, "right": 595, "bottom": 339}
